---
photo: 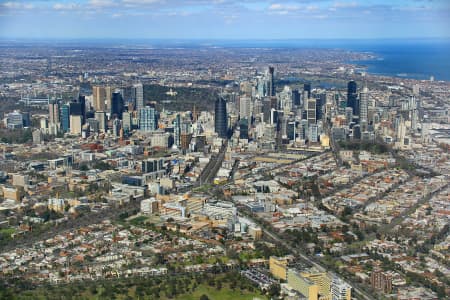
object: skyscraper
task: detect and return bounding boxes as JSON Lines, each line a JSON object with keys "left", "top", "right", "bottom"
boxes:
{"left": 214, "top": 96, "right": 228, "bottom": 138}
{"left": 307, "top": 98, "right": 317, "bottom": 125}
{"left": 122, "top": 111, "right": 132, "bottom": 133}
{"left": 304, "top": 83, "right": 311, "bottom": 99}
{"left": 111, "top": 92, "right": 124, "bottom": 119}
{"left": 347, "top": 81, "right": 358, "bottom": 115}
{"left": 268, "top": 66, "right": 275, "bottom": 96}
{"left": 133, "top": 83, "right": 144, "bottom": 111}
{"left": 69, "top": 95, "right": 86, "bottom": 124}
{"left": 239, "top": 96, "right": 251, "bottom": 120}
{"left": 139, "top": 106, "right": 158, "bottom": 132}
{"left": 105, "top": 86, "right": 113, "bottom": 113}
{"left": 92, "top": 86, "right": 106, "bottom": 111}
{"left": 359, "top": 87, "right": 369, "bottom": 130}
{"left": 174, "top": 114, "right": 181, "bottom": 147}
{"left": 94, "top": 111, "right": 107, "bottom": 132}
{"left": 48, "top": 100, "right": 60, "bottom": 126}
{"left": 60, "top": 104, "right": 70, "bottom": 132}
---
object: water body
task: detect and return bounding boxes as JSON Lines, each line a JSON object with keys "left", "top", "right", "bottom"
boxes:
{"left": 3, "top": 38, "right": 450, "bottom": 81}
{"left": 345, "top": 39, "right": 450, "bottom": 82}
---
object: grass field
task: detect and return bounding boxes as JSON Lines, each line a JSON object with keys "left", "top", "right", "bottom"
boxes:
{"left": 174, "top": 285, "right": 267, "bottom": 300}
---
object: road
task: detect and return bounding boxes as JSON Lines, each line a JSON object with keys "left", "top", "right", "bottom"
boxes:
{"left": 237, "top": 208, "right": 375, "bottom": 300}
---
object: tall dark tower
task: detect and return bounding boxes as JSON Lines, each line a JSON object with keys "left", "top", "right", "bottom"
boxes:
{"left": 347, "top": 80, "right": 358, "bottom": 115}
{"left": 214, "top": 96, "right": 228, "bottom": 138}
{"left": 268, "top": 66, "right": 275, "bottom": 96}
{"left": 111, "top": 92, "right": 124, "bottom": 120}
{"left": 69, "top": 95, "right": 86, "bottom": 124}
{"left": 304, "top": 83, "right": 311, "bottom": 99}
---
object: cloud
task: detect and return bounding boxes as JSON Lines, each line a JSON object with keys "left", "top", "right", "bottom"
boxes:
{"left": 88, "top": 0, "right": 117, "bottom": 8}
{"left": 1, "top": 1, "right": 34, "bottom": 10}
{"left": 53, "top": 3, "right": 79, "bottom": 11}
{"left": 268, "top": 3, "right": 300, "bottom": 11}
{"left": 333, "top": 1, "right": 358, "bottom": 9}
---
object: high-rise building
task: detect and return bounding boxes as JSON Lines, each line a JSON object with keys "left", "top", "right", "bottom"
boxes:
{"left": 70, "top": 115, "right": 82, "bottom": 135}
{"left": 307, "top": 98, "right": 317, "bottom": 125}
{"left": 111, "top": 92, "right": 124, "bottom": 119}
{"left": 359, "top": 87, "right": 369, "bottom": 130}
{"left": 268, "top": 66, "right": 275, "bottom": 96}
{"left": 139, "top": 106, "right": 158, "bottom": 132}
{"left": 92, "top": 86, "right": 106, "bottom": 111}
{"left": 292, "top": 89, "right": 301, "bottom": 106}
{"left": 87, "top": 118, "right": 99, "bottom": 133}
{"left": 347, "top": 81, "right": 358, "bottom": 115}
{"left": 70, "top": 95, "right": 86, "bottom": 124}
{"left": 239, "top": 96, "right": 251, "bottom": 119}
{"left": 105, "top": 86, "right": 113, "bottom": 113}
{"left": 304, "top": 83, "right": 311, "bottom": 99}
{"left": 94, "top": 111, "right": 107, "bottom": 133}
{"left": 239, "top": 118, "right": 249, "bottom": 139}
{"left": 173, "top": 114, "right": 181, "bottom": 147}
{"left": 214, "top": 96, "right": 228, "bottom": 138}
{"left": 112, "top": 118, "right": 121, "bottom": 137}
{"left": 122, "top": 111, "right": 132, "bottom": 133}
{"left": 48, "top": 100, "right": 60, "bottom": 126}
{"left": 60, "top": 104, "right": 70, "bottom": 132}
{"left": 331, "top": 278, "right": 351, "bottom": 300}
{"left": 133, "top": 82, "right": 144, "bottom": 111}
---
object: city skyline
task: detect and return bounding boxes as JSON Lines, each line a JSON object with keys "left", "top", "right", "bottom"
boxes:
{"left": 0, "top": 0, "right": 449, "bottom": 39}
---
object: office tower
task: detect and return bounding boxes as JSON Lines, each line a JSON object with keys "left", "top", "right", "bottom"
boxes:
{"left": 174, "top": 114, "right": 181, "bottom": 147}
{"left": 122, "top": 111, "right": 132, "bottom": 133}
{"left": 270, "top": 109, "right": 279, "bottom": 125}
{"left": 240, "top": 96, "right": 251, "bottom": 119}
{"left": 48, "top": 100, "right": 60, "bottom": 126}
{"left": 304, "top": 83, "right": 311, "bottom": 99}
{"left": 347, "top": 81, "right": 358, "bottom": 115}
{"left": 87, "top": 118, "right": 99, "bottom": 133}
{"left": 287, "top": 121, "right": 296, "bottom": 141}
{"left": 70, "top": 115, "right": 82, "bottom": 135}
{"left": 70, "top": 95, "right": 86, "bottom": 124}
{"left": 345, "top": 107, "right": 353, "bottom": 125}
{"left": 214, "top": 96, "right": 228, "bottom": 138}
{"left": 111, "top": 92, "right": 124, "bottom": 119}
{"left": 105, "top": 86, "right": 113, "bottom": 113}
{"left": 95, "top": 111, "right": 107, "bottom": 133}
{"left": 239, "top": 118, "right": 249, "bottom": 139}
{"left": 359, "top": 87, "right": 369, "bottom": 130}
{"left": 279, "top": 86, "right": 293, "bottom": 114}
{"left": 292, "top": 89, "right": 301, "bottom": 106}
{"left": 92, "top": 86, "right": 106, "bottom": 111}
{"left": 112, "top": 118, "right": 121, "bottom": 137}
{"left": 316, "top": 93, "right": 326, "bottom": 121}
{"left": 268, "top": 66, "right": 275, "bottom": 96}
{"left": 133, "top": 82, "right": 144, "bottom": 111}
{"left": 307, "top": 98, "right": 317, "bottom": 125}
{"left": 60, "top": 104, "right": 70, "bottom": 132}
{"left": 139, "top": 106, "right": 158, "bottom": 132}
{"left": 308, "top": 124, "right": 319, "bottom": 143}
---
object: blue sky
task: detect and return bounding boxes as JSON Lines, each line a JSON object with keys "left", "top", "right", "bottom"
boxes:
{"left": 0, "top": 0, "right": 449, "bottom": 39}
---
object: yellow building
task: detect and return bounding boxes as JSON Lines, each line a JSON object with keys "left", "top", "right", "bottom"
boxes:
{"left": 301, "top": 268, "right": 332, "bottom": 300}
{"left": 269, "top": 256, "right": 288, "bottom": 280}
{"left": 287, "top": 269, "right": 319, "bottom": 300}
{"left": 3, "top": 186, "right": 21, "bottom": 202}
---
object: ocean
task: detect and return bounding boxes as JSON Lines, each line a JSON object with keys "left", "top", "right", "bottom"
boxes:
{"left": 345, "top": 39, "right": 450, "bottom": 82}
